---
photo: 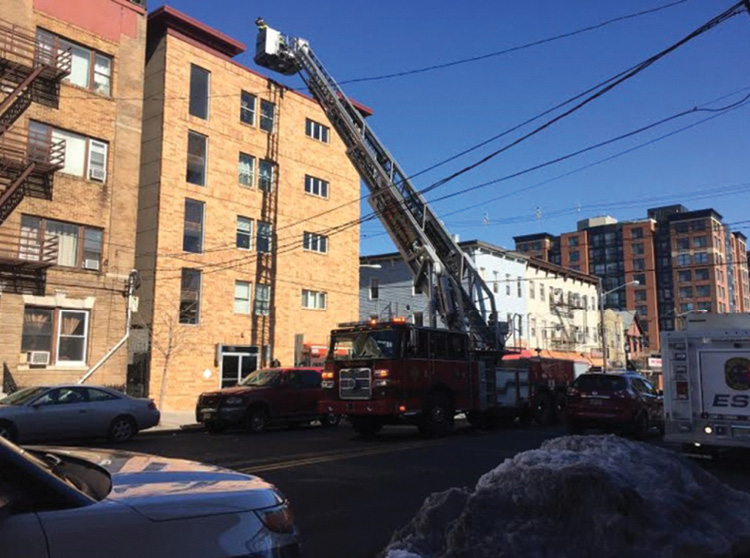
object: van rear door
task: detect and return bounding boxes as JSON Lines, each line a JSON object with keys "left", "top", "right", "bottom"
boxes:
{"left": 698, "top": 350, "right": 750, "bottom": 419}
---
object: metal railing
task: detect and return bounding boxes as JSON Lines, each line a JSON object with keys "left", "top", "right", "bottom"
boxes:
{"left": 0, "top": 19, "right": 71, "bottom": 77}
{"left": 0, "top": 228, "right": 58, "bottom": 265}
{"left": 0, "top": 128, "right": 65, "bottom": 170}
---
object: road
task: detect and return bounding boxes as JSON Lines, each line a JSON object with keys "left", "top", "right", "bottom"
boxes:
{"left": 100, "top": 421, "right": 750, "bottom": 558}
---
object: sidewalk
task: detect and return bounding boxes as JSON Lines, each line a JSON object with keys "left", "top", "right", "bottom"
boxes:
{"left": 145, "top": 411, "right": 202, "bottom": 434}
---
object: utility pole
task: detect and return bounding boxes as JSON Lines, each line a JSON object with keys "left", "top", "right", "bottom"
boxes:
{"left": 599, "top": 279, "right": 607, "bottom": 372}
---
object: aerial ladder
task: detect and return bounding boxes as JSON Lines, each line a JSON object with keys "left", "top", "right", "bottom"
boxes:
{"left": 254, "top": 23, "right": 507, "bottom": 351}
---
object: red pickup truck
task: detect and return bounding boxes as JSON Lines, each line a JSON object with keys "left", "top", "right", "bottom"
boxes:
{"left": 195, "top": 367, "right": 340, "bottom": 433}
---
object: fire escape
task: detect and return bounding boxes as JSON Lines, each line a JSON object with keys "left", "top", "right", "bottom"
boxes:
{"left": 0, "top": 19, "right": 70, "bottom": 293}
{"left": 549, "top": 289, "right": 585, "bottom": 350}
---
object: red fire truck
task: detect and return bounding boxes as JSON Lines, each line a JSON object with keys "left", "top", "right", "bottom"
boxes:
{"left": 254, "top": 24, "right": 580, "bottom": 436}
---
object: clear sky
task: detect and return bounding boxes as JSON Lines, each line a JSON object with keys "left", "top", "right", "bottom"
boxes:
{"left": 159, "top": 0, "right": 750, "bottom": 255}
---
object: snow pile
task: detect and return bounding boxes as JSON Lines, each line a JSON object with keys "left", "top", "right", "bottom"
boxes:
{"left": 382, "top": 436, "right": 750, "bottom": 558}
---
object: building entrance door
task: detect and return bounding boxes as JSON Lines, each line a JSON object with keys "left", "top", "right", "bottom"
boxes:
{"left": 221, "top": 352, "right": 258, "bottom": 388}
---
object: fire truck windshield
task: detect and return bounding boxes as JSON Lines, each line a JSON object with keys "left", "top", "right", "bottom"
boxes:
{"left": 331, "top": 330, "right": 403, "bottom": 360}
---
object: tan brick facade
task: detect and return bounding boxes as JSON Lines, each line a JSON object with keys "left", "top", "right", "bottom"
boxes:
{"left": 0, "top": 0, "right": 145, "bottom": 390}
{"left": 136, "top": 9, "right": 361, "bottom": 411}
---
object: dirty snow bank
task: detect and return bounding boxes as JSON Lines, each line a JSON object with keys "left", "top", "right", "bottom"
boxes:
{"left": 382, "top": 435, "right": 750, "bottom": 558}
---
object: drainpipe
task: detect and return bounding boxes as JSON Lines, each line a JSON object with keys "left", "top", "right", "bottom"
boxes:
{"left": 77, "top": 270, "right": 138, "bottom": 385}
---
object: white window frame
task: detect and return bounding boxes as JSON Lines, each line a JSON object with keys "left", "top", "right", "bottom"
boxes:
{"left": 303, "top": 232, "right": 328, "bottom": 254}
{"left": 234, "top": 280, "right": 252, "bottom": 314}
{"left": 236, "top": 216, "right": 253, "bottom": 250}
{"left": 369, "top": 278, "right": 379, "bottom": 300}
{"left": 255, "top": 284, "right": 271, "bottom": 316}
{"left": 258, "top": 159, "right": 274, "bottom": 192}
{"left": 257, "top": 221, "right": 273, "bottom": 253}
{"left": 240, "top": 91, "right": 256, "bottom": 125}
{"left": 87, "top": 139, "right": 108, "bottom": 183}
{"left": 305, "top": 118, "right": 330, "bottom": 143}
{"left": 260, "top": 100, "right": 275, "bottom": 133}
{"left": 55, "top": 309, "right": 89, "bottom": 366}
{"left": 304, "top": 175, "right": 329, "bottom": 199}
{"left": 238, "top": 153, "right": 255, "bottom": 187}
{"left": 301, "top": 289, "right": 327, "bottom": 310}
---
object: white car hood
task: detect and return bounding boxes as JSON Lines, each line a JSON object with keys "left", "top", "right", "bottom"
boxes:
{"left": 47, "top": 446, "right": 283, "bottom": 521}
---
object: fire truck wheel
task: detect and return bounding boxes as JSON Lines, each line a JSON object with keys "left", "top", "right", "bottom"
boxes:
{"left": 419, "top": 396, "right": 454, "bottom": 437}
{"left": 351, "top": 416, "right": 382, "bottom": 437}
{"left": 320, "top": 413, "right": 341, "bottom": 427}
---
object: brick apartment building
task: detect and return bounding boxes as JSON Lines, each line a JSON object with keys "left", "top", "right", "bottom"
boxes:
{"left": 515, "top": 204, "right": 750, "bottom": 352}
{"left": 0, "top": 0, "right": 146, "bottom": 390}
{"left": 134, "top": 7, "right": 366, "bottom": 410}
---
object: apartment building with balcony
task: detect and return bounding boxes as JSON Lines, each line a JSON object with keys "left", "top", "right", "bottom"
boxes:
{"left": 0, "top": 0, "right": 146, "bottom": 390}
{"left": 135, "top": 7, "right": 366, "bottom": 410}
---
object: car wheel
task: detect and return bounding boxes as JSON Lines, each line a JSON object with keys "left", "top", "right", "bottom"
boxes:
{"left": 247, "top": 407, "right": 269, "bottom": 433}
{"left": 320, "top": 413, "right": 340, "bottom": 428}
{"left": 418, "top": 396, "right": 454, "bottom": 438}
{"left": 0, "top": 421, "right": 18, "bottom": 443}
{"left": 108, "top": 415, "right": 137, "bottom": 443}
{"left": 204, "top": 420, "right": 228, "bottom": 434}
{"left": 350, "top": 416, "right": 382, "bottom": 437}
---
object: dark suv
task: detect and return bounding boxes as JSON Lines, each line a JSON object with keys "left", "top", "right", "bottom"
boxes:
{"left": 196, "top": 367, "right": 340, "bottom": 433}
{"left": 564, "top": 372, "right": 663, "bottom": 439}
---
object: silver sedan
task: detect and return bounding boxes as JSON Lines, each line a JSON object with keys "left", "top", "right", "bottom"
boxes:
{"left": 0, "top": 385, "right": 160, "bottom": 443}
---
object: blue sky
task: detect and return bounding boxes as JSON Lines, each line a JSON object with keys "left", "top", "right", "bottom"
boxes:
{"left": 161, "top": 1, "right": 750, "bottom": 255}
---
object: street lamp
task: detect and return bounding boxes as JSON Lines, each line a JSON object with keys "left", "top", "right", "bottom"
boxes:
{"left": 599, "top": 279, "right": 639, "bottom": 372}
{"left": 359, "top": 263, "right": 382, "bottom": 269}
{"left": 671, "top": 308, "right": 708, "bottom": 330}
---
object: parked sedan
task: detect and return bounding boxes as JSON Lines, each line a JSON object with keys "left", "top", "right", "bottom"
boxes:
{"left": 0, "top": 436, "right": 300, "bottom": 558}
{"left": 0, "top": 385, "right": 160, "bottom": 443}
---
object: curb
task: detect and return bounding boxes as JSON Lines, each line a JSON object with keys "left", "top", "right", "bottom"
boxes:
{"left": 140, "top": 424, "right": 204, "bottom": 436}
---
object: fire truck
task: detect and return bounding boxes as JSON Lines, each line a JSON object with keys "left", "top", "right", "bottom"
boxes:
{"left": 662, "top": 313, "right": 750, "bottom": 451}
{"left": 254, "top": 24, "right": 576, "bottom": 436}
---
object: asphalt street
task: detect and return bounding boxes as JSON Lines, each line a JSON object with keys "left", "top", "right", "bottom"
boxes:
{"left": 89, "top": 421, "right": 750, "bottom": 558}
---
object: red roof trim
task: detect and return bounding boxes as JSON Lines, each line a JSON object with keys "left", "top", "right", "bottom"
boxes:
{"left": 148, "top": 5, "right": 246, "bottom": 58}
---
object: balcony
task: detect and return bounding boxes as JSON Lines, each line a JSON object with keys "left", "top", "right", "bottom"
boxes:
{"left": 0, "top": 228, "right": 58, "bottom": 295}
{"left": 0, "top": 128, "right": 65, "bottom": 225}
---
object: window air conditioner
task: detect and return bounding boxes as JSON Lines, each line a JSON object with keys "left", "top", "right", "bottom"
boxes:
{"left": 84, "top": 258, "right": 100, "bottom": 271}
{"left": 29, "top": 351, "right": 50, "bottom": 366}
{"left": 89, "top": 167, "right": 106, "bottom": 182}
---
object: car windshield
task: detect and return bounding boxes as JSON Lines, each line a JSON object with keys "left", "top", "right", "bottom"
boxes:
{"left": 239, "top": 369, "right": 281, "bottom": 387}
{"left": 0, "top": 386, "right": 48, "bottom": 406}
{"left": 331, "top": 330, "right": 402, "bottom": 360}
{"left": 573, "top": 375, "right": 627, "bottom": 392}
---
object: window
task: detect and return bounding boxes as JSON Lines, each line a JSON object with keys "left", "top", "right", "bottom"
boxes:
{"left": 680, "top": 302, "right": 695, "bottom": 312}
{"left": 258, "top": 159, "right": 274, "bottom": 192}
{"left": 305, "top": 175, "right": 329, "bottom": 198}
{"left": 506, "top": 274, "right": 511, "bottom": 296}
{"left": 631, "top": 243, "right": 644, "bottom": 255}
{"left": 680, "top": 287, "right": 693, "bottom": 299}
{"left": 493, "top": 272, "right": 499, "bottom": 294}
{"left": 694, "top": 252, "right": 709, "bottom": 264}
{"left": 240, "top": 91, "right": 256, "bottom": 125}
{"left": 631, "top": 228, "right": 643, "bottom": 239}
{"left": 189, "top": 65, "right": 210, "bottom": 119}
{"left": 21, "top": 308, "right": 90, "bottom": 366}
{"left": 305, "top": 118, "right": 330, "bottom": 143}
{"left": 695, "top": 268, "right": 710, "bottom": 281}
{"left": 696, "top": 285, "right": 710, "bottom": 297}
{"left": 260, "top": 100, "right": 275, "bottom": 132}
{"left": 303, "top": 232, "right": 328, "bottom": 254}
{"left": 369, "top": 278, "right": 379, "bottom": 300}
{"left": 28, "top": 121, "right": 108, "bottom": 182}
{"left": 238, "top": 153, "right": 255, "bottom": 186}
{"left": 302, "top": 289, "right": 327, "bottom": 309}
{"left": 693, "top": 236, "right": 708, "bottom": 248}
{"left": 635, "top": 291, "right": 647, "bottom": 302}
{"left": 676, "top": 254, "right": 691, "bottom": 267}
{"left": 20, "top": 215, "right": 102, "bottom": 269}
{"left": 517, "top": 277, "right": 522, "bottom": 297}
{"left": 636, "top": 305, "right": 648, "bottom": 316}
{"left": 234, "top": 281, "right": 251, "bottom": 314}
{"left": 186, "top": 131, "right": 207, "bottom": 186}
{"left": 183, "top": 199, "right": 204, "bottom": 253}
{"left": 698, "top": 301, "right": 712, "bottom": 311}
{"left": 540, "top": 283, "right": 545, "bottom": 299}
{"left": 570, "top": 250, "right": 580, "bottom": 262}
{"left": 413, "top": 312, "right": 424, "bottom": 327}
{"left": 678, "top": 270, "right": 692, "bottom": 283}
{"left": 36, "top": 30, "right": 112, "bottom": 95}
{"left": 633, "top": 258, "right": 645, "bottom": 271}
{"left": 676, "top": 238, "right": 690, "bottom": 251}
{"left": 179, "top": 268, "right": 201, "bottom": 324}
{"left": 237, "top": 216, "right": 253, "bottom": 250}
{"left": 255, "top": 284, "right": 271, "bottom": 315}
{"left": 530, "top": 281, "right": 535, "bottom": 299}
{"left": 569, "top": 236, "right": 579, "bottom": 247}
{"left": 22, "top": 307, "right": 54, "bottom": 354}
{"left": 633, "top": 273, "right": 646, "bottom": 285}
{"left": 257, "top": 221, "right": 272, "bottom": 253}
{"left": 57, "top": 310, "right": 89, "bottom": 363}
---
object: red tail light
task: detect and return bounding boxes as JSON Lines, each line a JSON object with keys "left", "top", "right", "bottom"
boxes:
{"left": 567, "top": 386, "right": 579, "bottom": 397}
{"left": 147, "top": 400, "right": 157, "bottom": 410}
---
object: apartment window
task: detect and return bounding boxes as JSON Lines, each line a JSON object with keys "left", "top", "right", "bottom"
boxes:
{"left": 517, "top": 277, "right": 522, "bottom": 297}
{"left": 238, "top": 153, "right": 255, "bottom": 186}
{"left": 303, "top": 232, "right": 328, "bottom": 254}
{"left": 369, "top": 278, "right": 379, "bottom": 300}
{"left": 234, "top": 281, "right": 251, "bottom": 314}
{"left": 633, "top": 258, "right": 645, "bottom": 271}
{"left": 22, "top": 307, "right": 90, "bottom": 365}
{"left": 20, "top": 215, "right": 102, "bottom": 270}
{"left": 569, "top": 236, "right": 579, "bottom": 247}
{"left": 636, "top": 305, "right": 648, "bottom": 317}
{"left": 678, "top": 270, "right": 692, "bottom": 283}
{"left": 696, "top": 285, "right": 711, "bottom": 297}
{"left": 305, "top": 175, "right": 329, "bottom": 198}
{"left": 698, "top": 301, "right": 712, "bottom": 311}
{"left": 506, "top": 274, "right": 511, "bottom": 296}
{"left": 29, "top": 121, "right": 108, "bottom": 182}
{"left": 676, "top": 254, "right": 691, "bottom": 267}
{"left": 633, "top": 274, "right": 646, "bottom": 285}
{"left": 413, "top": 312, "right": 424, "bottom": 327}
{"left": 186, "top": 131, "right": 207, "bottom": 186}
{"left": 260, "top": 100, "right": 275, "bottom": 132}
{"left": 570, "top": 251, "right": 580, "bottom": 262}
{"left": 237, "top": 216, "right": 253, "bottom": 250}
{"left": 302, "top": 289, "right": 327, "bottom": 309}
{"left": 540, "top": 283, "right": 545, "bottom": 299}
{"left": 530, "top": 281, "right": 535, "bottom": 299}
{"left": 694, "top": 252, "right": 709, "bottom": 264}
{"left": 305, "top": 118, "right": 330, "bottom": 143}
{"left": 257, "top": 221, "right": 272, "bottom": 253}
{"left": 635, "top": 291, "right": 647, "bottom": 302}
{"left": 36, "top": 30, "right": 112, "bottom": 95}
{"left": 680, "top": 287, "right": 693, "bottom": 299}
{"left": 183, "top": 199, "right": 204, "bottom": 253}
{"left": 258, "top": 159, "right": 274, "bottom": 192}
{"left": 676, "top": 238, "right": 690, "bottom": 251}
{"left": 695, "top": 268, "right": 710, "bottom": 281}
{"left": 680, "top": 302, "right": 695, "bottom": 313}
{"left": 240, "top": 91, "right": 256, "bottom": 125}
{"left": 179, "top": 269, "right": 201, "bottom": 324}
{"left": 693, "top": 236, "right": 708, "bottom": 248}
{"left": 631, "top": 243, "right": 644, "bottom": 255}
{"left": 493, "top": 272, "right": 499, "bottom": 294}
{"left": 189, "top": 65, "right": 210, "bottom": 119}
{"left": 255, "top": 284, "right": 271, "bottom": 315}
{"left": 631, "top": 228, "right": 643, "bottom": 239}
